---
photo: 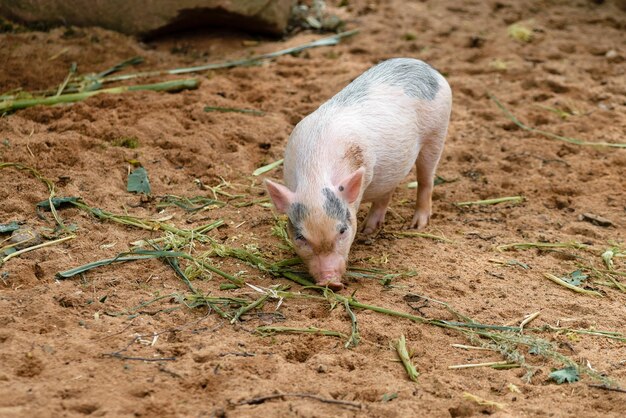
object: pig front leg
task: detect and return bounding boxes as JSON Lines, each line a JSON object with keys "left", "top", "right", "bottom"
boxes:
{"left": 410, "top": 136, "right": 445, "bottom": 230}
{"left": 362, "top": 191, "right": 393, "bottom": 235}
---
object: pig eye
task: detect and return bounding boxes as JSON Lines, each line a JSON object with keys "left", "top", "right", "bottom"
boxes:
{"left": 339, "top": 226, "right": 347, "bottom": 235}
{"left": 295, "top": 233, "right": 307, "bottom": 243}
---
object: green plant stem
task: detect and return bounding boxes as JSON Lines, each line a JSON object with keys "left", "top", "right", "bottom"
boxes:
{"left": 145, "top": 242, "right": 196, "bottom": 293}
{"left": 279, "top": 271, "right": 316, "bottom": 287}
{"left": 192, "top": 258, "right": 244, "bottom": 287}
{"left": 56, "top": 248, "right": 244, "bottom": 287}
{"left": 231, "top": 294, "right": 270, "bottom": 324}
{"left": 395, "top": 335, "right": 419, "bottom": 382}
{"left": 343, "top": 299, "right": 360, "bottom": 348}
{"left": 56, "top": 254, "right": 169, "bottom": 279}
{"left": 0, "top": 79, "right": 199, "bottom": 112}
{"left": 332, "top": 293, "right": 429, "bottom": 325}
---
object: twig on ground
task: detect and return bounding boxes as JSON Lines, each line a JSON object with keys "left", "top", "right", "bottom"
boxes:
{"left": 93, "top": 319, "right": 136, "bottom": 342}
{"left": 588, "top": 384, "right": 626, "bottom": 393}
{"left": 497, "top": 241, "right": 588, "bottom": 252}
{"left": 158, "top": 366, "right": 182, "bottom": 378}
{"left": 390, "top": 231, "right": 453, "bottom": 243}
{"left": 103, "top": 353, "right": 176, "bottom": 362}
{"left": 234, "top": 393, "right": 362, "bottom": 409}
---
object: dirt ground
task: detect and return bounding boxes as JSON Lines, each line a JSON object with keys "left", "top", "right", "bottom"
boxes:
{"left": 1, "top": 0, "right": 626, "bottom": 417}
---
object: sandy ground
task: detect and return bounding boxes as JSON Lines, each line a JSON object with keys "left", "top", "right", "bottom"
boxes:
{"left": 1, "top": 0, "right": 626, "bottom": 417}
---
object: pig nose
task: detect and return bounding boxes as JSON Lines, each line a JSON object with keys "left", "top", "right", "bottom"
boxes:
{"left": 318, "top": 272, "right": 344, "bottom": 290}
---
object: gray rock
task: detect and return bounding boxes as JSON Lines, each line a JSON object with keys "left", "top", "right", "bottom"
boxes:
{"left": 10, "top": 226, "right": 41, "bottom": 249}
{"left": 0, "top": 0, "right": 292, "bottom": 37}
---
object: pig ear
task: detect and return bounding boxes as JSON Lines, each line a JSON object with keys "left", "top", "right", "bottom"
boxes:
{"left": 264, "top": 179, "right": 295, "bottom": 214}
{"left": 336, "top": 167, "right": 365, "bottom": 204}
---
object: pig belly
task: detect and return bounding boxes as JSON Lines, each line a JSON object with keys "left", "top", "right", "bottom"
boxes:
{"left": 361, "top": 143, "right": 420, "bottom": 202}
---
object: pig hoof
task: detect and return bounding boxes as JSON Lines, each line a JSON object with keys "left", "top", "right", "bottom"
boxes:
{"left": 362, "top": 226, "right": 375, "bottom": 235}
{"left": 410, "top": 211, "right": 430, "bottom": 230}
{"left": 327, "top": 282, "right": 344, "bottom": 291}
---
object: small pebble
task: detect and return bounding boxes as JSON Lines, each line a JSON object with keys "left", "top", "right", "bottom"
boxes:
{"left": 579, "top": 213, "right": 614, "bottom": 227}
{"left": 9, "top": 226, "right": 42, "bottom": 249}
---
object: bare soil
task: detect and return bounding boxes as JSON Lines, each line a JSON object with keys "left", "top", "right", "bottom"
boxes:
{"left": 1, "top": 1, "right": 625, "bottom": 417}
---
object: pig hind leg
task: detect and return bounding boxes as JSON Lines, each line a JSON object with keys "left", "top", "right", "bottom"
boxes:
{"left": 410, "top": 133, "right": 445, "bottom": 230}
{"left": 362, "top": 191, "right": 393, "bottom": 235}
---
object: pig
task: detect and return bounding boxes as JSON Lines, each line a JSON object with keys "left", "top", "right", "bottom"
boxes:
{"left": 265, "top": 58, "right": 452, "bottom": 290}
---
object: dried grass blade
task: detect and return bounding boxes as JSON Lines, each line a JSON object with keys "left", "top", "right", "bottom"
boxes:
{"left": 490, "top": 94, "right": 626, "bottom": 148}
{"left": 455, "top": 196, "right": 524, "bottom": 206}
{"left": 543, "top": 273, "right": 604, "bottom": 297}
{"left": 2, "top": 235, "right": 75, "bottom": 266}
{"left": 253, "top": 159, "right": 284, "bottom": 176}
{"left": 449, "top": 361, "right": 515, "bottom": 369}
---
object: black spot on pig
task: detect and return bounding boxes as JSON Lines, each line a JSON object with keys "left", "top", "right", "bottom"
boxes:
{"left": 322, "top": 188, "right": 350, "bottom": 225}
{"left": 288, "top": 203, "right": 308, "bottom": 238}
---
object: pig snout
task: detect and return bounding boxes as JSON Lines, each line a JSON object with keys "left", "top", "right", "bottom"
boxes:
{"left": 308, "top": 253, "right": 346, "bottom": 290}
